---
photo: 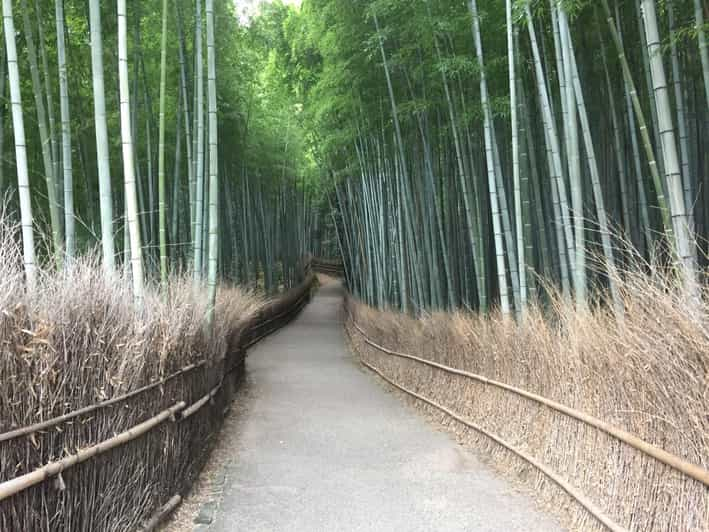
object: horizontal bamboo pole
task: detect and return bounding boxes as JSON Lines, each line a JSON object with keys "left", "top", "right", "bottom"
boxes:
{"left": 141, "top": 494, "right": 182, "bottom": 531}
{"left": 362, "top": 360, "right": 628, "bottom": 532}
{"left": 181, "top": 382, "right": 222, "bottom": 419}
{"left": 0, "top": 362, "right": 205, "bottom": 443}
{"left": 0, "top": 401, "right": 186, "bottom": 502}
{"left": 350, "top": 319, "right": 709, "bottom": 487}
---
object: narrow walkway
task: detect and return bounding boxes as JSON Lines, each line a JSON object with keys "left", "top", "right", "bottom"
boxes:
{"left": 208, "top": 280, "right": 563, "bottom": 531}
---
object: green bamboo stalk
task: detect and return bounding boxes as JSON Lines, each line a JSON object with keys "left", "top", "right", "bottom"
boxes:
{"left": 507, "top": 0, "right": 526, "bottom": 312}
{"left": 56, "top": 0, "right": 74, "bottom": 261}
{"left": 193, "top": 0, "right": 205, "bottom": 283}
{"left": 470, "top": 0, "right": 511, "bottom": 316}
{"left": 695, "top": 0, "right": 709, "bottom": 111}
{"left": 88, "top": 0, "right": 115, "bottom": 274}
{"left": 158, "top": 0, "right": 168, "bottom": 285}
{"left": 640, "top": 0, "right": 697, "bottom": 284}
{"left": 3, "top": 0, "right": 36, "bottom": 288}
{"left": 205, "top": 0, "right": 219, "bottom": 324}
{"left": 20, "top": 0, "right": 62, "bottom": 260}
{"left": 118, "top": 0, "right": 144, "bottom": 304}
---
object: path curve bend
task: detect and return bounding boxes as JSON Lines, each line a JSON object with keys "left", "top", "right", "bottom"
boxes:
{"left": 207, "top": 280, "right": 564, "bottom": 532}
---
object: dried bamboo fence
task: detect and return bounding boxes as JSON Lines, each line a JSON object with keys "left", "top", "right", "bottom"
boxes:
{"left": 345, "top": 297, "right": 709, "bottom": 532}
{"left": 0, "top": 272, "right": 315, "bottom": 531}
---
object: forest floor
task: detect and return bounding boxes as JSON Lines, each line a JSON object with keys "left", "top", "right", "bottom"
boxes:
{"left": 166, "top": 276, "right": 563, "bottom": 532}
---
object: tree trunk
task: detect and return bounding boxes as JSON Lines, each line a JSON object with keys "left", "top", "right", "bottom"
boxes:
{"left": 600, "top": 0, "right": 670, "bottom": 235}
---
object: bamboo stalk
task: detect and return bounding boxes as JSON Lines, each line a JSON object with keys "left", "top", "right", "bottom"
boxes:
{"left": 56, "top": 0, "right": 75, "bottom": 261}
{"left": 118, "top": 0, "right": 145, "bottom": 304}
{"left": 180, "top": 382, "right": 221, "bottom": 419}
{"left": 88, "top": 0, "right": 115, "bottom": 274}
{"left": 158, "top": 0, "right": 169, "bottom": 285}
{"left": 2, "top": 0, "right": 36, "bottom": 288}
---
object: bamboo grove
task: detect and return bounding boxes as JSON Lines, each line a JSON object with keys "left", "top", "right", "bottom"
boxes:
{"left": 0, "top": 0, "right": 318, "bottom": 310}
{"left": 279, "top": 0, "right": 709, "bottom": 315}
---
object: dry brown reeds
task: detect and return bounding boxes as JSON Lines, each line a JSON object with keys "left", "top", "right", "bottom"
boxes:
{"left": 347, "top": 262, "right": 708, "bottom": 531}
{"left": 0, "top": 215, "right": 276, "bottom": 531}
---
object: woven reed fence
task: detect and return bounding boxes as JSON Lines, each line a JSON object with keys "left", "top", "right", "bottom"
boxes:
{"left": 0, "top": 273, "right": 315, "bottom": 532}
{"left": 345, "top": 297, "right": 709, "bottom": 532}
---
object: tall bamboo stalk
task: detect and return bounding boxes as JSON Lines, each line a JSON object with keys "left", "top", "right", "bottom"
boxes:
{"left": 507, "top": 0, "right": 526, "bottom": 313}
{"left": 175, "top": 0, "right": 194, "bottom": 241}
{"left": 118, "top": 0, "right": 144, "bottom": 304}
{"left": 193, "top": 0, "right": 205, "bottom": 282}
{"left": 3, "top": 0, "right": 36, "bottom": 288}
{"left": 667, "top": 0, "right": 693, "bottom": 231}
{"left": 0, "top": 46, "right": 6, "bottom": 194}
{"left": 34, "top": 0, "right": 60, "bottom": 213}
{"left": 557, "top": 5, "right": 585, "bottom": 309}
{"left": 373, "top": 10, "right": 410, "bottom": 312}
{"left": 561, "top": 9, "right": 621, "bottom": 312}
{"left": 600, "top": 0, "right": 670, "bottom": 235}
{"left": 641, "top": 0, "right": 696, "bottom": 285}
{"left": 526, "top": 4, "right": 575, "bottom": 297}
{"left": 88, "top": 0, "right": 115, "bottom": 274}
{"left": 158, "top": 0, "right": 169, "bottom": 285}
{"left": 2, "top": 0, "right": 36, "bottom": 290}
{"left": 470, "top": 0, "right": 511, "bottom": 316}
{"left": 695, "top": 0, "right": 709, "bottom": 111}
{"left": 205, "top": 0, "right": 219, "bottom": 324}
{"left": 20, "top": 0, "right": 62, "bottom": 259}
{"left": 56, "top": 0, "right": 75, "bottom": 261}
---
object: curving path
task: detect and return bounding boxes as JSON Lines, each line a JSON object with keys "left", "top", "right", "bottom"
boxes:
{"left": 205, "top": 279, "right": 564, "bottom": 532}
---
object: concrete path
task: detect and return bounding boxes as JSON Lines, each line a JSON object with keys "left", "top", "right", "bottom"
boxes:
{"left": 207, "top": 280, "right": 563, "bottom": 532}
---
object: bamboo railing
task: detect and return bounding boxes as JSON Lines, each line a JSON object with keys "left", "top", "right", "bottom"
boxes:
{"left": 347, "top": 310, "right": 709, "bottom": 532}
{"left": 0, "top": 269, "right": 316, "bottom": 530}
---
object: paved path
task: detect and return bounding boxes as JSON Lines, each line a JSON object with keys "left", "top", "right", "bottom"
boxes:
{"left": 208, "top": 280, "right": 563, "bottom": 532}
